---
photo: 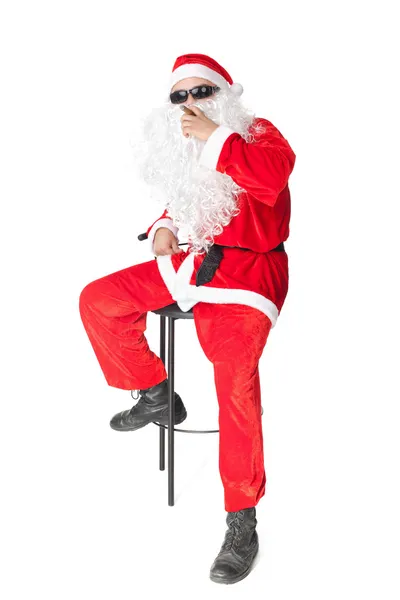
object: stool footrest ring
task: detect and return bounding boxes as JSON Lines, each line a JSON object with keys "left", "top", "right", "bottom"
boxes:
{"left": 152, "top": 421, "right": 219, "bottom": 434}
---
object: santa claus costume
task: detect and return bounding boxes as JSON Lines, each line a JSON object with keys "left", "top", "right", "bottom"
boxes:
{"left": 79, "top": 53, "right": 296, "bottom": 584}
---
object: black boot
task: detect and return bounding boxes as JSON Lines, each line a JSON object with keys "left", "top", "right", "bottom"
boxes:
{"left": 109, "top": 378, "right": 187, "bottom": 432}
{"left": 209, "top": 507, "right": 259, "bottom": 584}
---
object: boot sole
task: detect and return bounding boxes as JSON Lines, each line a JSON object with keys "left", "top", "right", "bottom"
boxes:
{"left": 209, "top": 544, "right": 259, "bottom": 585}
{"left": 109, "top": 409, "right": 187, "bottom": 432}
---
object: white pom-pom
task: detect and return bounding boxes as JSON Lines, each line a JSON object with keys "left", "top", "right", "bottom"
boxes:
{"left": 230, "top": 82, "right": 244, "bottom": 96}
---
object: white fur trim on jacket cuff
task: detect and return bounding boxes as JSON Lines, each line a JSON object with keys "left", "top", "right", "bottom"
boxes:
{"left": 147, "top": 218, "right": 179, "bottom": 255}
{"left": 198, "top": 125, "right": 239, "bottom": 170}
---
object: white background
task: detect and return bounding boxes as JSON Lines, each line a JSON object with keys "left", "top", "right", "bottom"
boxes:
{"left": 1, "top": 1, "right": 399, "bottom": 598}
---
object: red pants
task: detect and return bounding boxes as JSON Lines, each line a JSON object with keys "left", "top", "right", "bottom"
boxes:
{"left": 79, "top": 257, "right": 272, "bottom": 512}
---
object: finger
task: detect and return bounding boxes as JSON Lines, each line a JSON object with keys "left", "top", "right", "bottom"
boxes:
{"left": 182, "top": 125, "right": 192, "bottom": 137}
{"left": 180, "top": 115, "right": 195, "bottom": 123}
{"left": 172, "top": 240, "right": 183, "bottom": 253}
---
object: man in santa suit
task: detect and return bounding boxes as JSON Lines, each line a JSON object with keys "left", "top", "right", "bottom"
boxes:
{"left": 79, "top": 53, "right": 296, "bottom": 584}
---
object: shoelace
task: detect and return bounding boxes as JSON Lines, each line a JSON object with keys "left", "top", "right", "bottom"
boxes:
{"left": 221, "top": 510, "right": 246, "bottom": 552}
{"left": 129, "top": 388, "right": 172, "bottom": 415}
{"left": 129, "top": 389, "right": 147, "bottom": 414}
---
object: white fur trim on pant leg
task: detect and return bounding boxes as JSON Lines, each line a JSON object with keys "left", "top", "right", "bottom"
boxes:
{"left": 198, "top": 125, "right": 239, "bottom": 170}
{"left": 147, "top": 218, "right": 179, "bottom": 255}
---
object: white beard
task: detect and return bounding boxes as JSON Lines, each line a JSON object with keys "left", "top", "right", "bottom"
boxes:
{"left": 131, "top": 87, "right": 259, "bottom": 254}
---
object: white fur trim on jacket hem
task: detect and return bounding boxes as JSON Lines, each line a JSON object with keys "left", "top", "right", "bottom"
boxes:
{"left": 155, "top": 252, "right": 279, "bottom": 327}
{"left": 198, "top": 125, "right": 239, "bottom": 170}
{"left": 147, "top": 218, "right": 179, "bottom": 255}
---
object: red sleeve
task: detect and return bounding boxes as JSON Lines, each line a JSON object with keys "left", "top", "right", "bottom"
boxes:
{"left": 146, "top": 208, "right": 169, "bottom": 237}
{"left": 198, "top": 118, "right": 296, "bottom": 207}
{"left": 145, "top": 208, "right": 179, "bottom": 254}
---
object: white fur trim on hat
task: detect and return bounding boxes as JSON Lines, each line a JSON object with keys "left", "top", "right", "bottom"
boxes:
{"left": 170, "top": 63, "right": 230, "bottom": 91}
{"left": 230, "top": 82, "right": 244, "bottom": 96}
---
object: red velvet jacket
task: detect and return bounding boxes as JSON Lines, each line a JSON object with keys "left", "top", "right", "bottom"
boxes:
{"left": 146, "top": 117, "right": 295, "bottom": 254}
{"left": 144, "top": 117, "right": 296, "bottom": 327}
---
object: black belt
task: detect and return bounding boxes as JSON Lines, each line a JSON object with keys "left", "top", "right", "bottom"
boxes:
{"left": 195, "top": 242, "right": 285, "bottom": 287}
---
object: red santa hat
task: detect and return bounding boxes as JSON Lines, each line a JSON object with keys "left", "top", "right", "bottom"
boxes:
{"left": 170, "top": 53, "right": 244, "bottom": 96}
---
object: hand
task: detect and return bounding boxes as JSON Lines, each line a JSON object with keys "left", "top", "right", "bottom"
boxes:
{"left": 180, "top": 105, "right": 219, "bottom": 141}
{"left": 154, "top": 228, "right": 184, "bottom": 256}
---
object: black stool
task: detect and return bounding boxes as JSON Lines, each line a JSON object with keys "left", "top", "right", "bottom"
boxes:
{"left": 148, "top": 302, "right": 219, "bottom": 506}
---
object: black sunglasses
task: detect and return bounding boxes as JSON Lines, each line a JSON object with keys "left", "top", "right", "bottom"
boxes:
{"left": 170, "top": 85, "right": 220, "bottom": 104}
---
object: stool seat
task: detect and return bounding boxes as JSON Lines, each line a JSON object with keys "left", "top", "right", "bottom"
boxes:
{"left": 152, "top": 302, "right": 194, "bottom": 320}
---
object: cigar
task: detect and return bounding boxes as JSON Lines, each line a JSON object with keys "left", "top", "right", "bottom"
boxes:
{"left": 180, "top": 106, "right": 196, "bottom": 116}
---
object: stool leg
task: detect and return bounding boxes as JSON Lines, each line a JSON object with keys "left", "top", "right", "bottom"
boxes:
{"left": 168, "top": 316, "right": 176, "bottom": 506}
{"left": 159, "top": 315, "right": 166, "bottom": 471}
